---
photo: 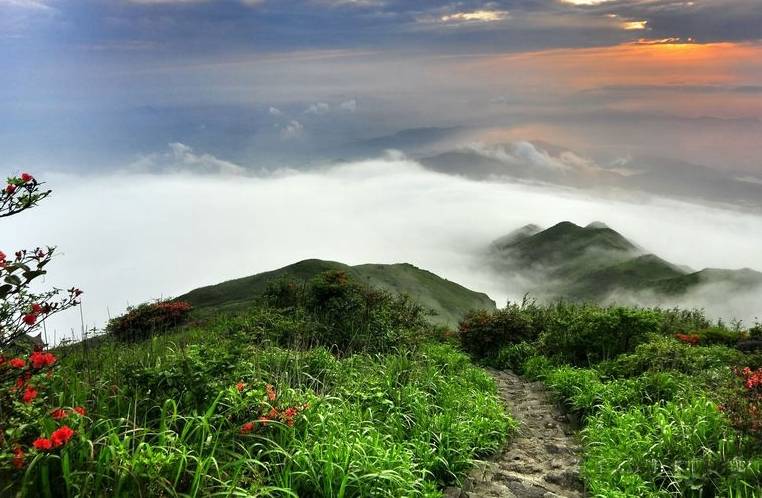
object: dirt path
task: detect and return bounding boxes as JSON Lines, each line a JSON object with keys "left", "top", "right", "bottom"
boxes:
{"left": 446, "top": 369, "right": 586, "bottom": 498}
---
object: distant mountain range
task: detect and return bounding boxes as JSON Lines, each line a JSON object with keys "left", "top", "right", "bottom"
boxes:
{"left": 419, "top": 141, "right": 762, "bottom": 211}
{"left": 488, "top": 221, "right": 762, "bottom": 305}
{"left": 175, "top": 223, "right": 760, "bottom": 327}
{"left": 176, "top": 259, "right": 495, "bottom": 326}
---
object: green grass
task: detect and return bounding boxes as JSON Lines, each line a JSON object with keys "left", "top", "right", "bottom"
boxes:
{"left": 2, "top": 317, "right": 515, "bottom": 497}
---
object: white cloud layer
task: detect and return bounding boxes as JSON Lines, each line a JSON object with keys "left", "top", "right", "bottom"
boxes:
{"left": 128, "top": 142, "right": 246, "bottom": 175}
{"left": 6, "top": 155, "right": 762, "bottom": 343}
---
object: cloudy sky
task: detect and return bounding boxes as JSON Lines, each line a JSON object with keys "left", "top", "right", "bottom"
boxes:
{"left": 1, "top": 0, "right": 761, "bottom": 337}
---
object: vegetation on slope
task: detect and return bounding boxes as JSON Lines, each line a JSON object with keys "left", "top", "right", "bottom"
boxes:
{"left": 176, "top": 259, "right": 495, "bottom": 326}
{"left": 461, "top": 300, "right": 762, "bottom": 496}
{"left": 1, "top": 270, "right": 514, "bottom": 497}
{"left": 489, "top": 221, "right": 762, "bottom": 305}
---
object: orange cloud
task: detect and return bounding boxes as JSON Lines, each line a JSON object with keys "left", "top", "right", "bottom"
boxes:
{"left": 455, "top": 41, "right": 762, "bottom": 91}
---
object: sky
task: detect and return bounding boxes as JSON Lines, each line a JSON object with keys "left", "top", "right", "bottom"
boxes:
{"left": 1, "top": 0, "right": 761, "bottom": 338}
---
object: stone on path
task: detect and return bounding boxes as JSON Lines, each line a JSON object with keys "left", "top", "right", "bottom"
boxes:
{"left": 456, "top": 369, "right": 586, "bottom": 498}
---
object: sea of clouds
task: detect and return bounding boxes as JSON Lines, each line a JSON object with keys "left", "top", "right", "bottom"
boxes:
{"left": 5, "top": 151, "right": 762, "bottom": 343}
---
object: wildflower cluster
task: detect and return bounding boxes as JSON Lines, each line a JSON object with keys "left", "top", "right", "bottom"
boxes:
{"left": 675, "top": 333, "right": 700, "bottom": 345}
{"left": 233, "top": 382, "right": 310, "bottom": 435}
{"left": 719, "top": 366, "right": 762, "bottom": 446}
{"left": 0, "top": 173, "right": 82, "bottom": 351}
{"left": 0, "top": 348, "right": 84, "bottom": 470}
{"left": 0, "top": 172, "right": 82, "bottom": 473}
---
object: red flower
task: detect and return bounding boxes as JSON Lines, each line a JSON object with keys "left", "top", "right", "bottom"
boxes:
{"left": 4, "top": 184, "right": 15, "bottom": 194}
{"left": 10, "top": 358, "right": 26, "bottom": 368}
{"left": 33, "top": 438, "right": 53, "bottom": 451}
{"left": 240, "top": 422, "right": 255, "bottom": 435}
{"left": 717, "top": 405, "right": 724, "bottom": 411}
{"left": 12, "top": 448, "right": 24, "bottom": 468}
{"left": 236, "top": 382, "right": 245, "bottom": 391}
{"left": 259, "top": 416, "right": 269, "bottom": 427}
{"left": 73, "top": 407, "right": 85, "bottom": 416}
{"left": 50, "top": 426, "right": 74, "bottom": 447}
{"left": 31, "top": 303, "right": 42, "bottom": 313}
{"left": 0, "top": 250, "right": 5, "bottom": 260}
{"left": 22, "top": 386, "right": 38, "bottom": 403}
{"left": 21, "top": 173, "right": 34, "bottom": 182}
{"left": 50, "top": 408, "right": 67, "bottom": 420}
{"left": 30, "top": 351, "right": 56, "bottom": 368}
{"left": 23, "top": 313, "right": 37, "bottom": 326}
{"left": 268, "top": 391, "right": 276, "bottom": 401}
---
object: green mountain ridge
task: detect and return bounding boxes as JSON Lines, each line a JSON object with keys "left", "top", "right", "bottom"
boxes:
{"left": 490, "top": 221, "right": 762, "bottom": 304}
{"left": 177, "top": 259, "right": 496, "bottom": 326}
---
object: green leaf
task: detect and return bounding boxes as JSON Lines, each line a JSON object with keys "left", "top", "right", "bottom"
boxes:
{"left": 4, "top": 274, "right": 21, "bottom": 286}
{"left": 22, "top": 270, "right": 46, "bottom": 281}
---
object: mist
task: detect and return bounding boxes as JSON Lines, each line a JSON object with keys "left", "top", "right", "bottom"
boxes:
{"left": 5, "top": 153, "right": 762, "bottom": 342}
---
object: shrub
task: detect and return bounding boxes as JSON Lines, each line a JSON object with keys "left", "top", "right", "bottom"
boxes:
{"left": 0, "top": 173, "right": 82, "bottom": 486}
{"left": 538, "top": 305, "right": 660, "bottom": 366}
{"left": 612, "top": 336, "right": 745, "bottom": 378}
{"left": 107, "top": 300, "right": 192, "bottom": 342}
{"left": 698, "top": 325, "right": 747, "bottom": 346}
{"left": 487, "top": 342, "right": 537, "bottom": 374}
{"left": 749, "top": 323, "right": 762, "bottom": 341}
{"left": 719, "top": 366, "right": 762, "bottom": 450}
{"left": 458, "top": 302, "right": 539, "bottom": 358}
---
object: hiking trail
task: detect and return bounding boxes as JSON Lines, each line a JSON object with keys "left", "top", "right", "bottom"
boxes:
{"left": 445, "top": 369, "right": 586, "bottom": 498}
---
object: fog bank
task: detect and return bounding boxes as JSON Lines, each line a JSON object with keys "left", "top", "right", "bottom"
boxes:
{"left": 4, "top": 155, "right": 761, "bottom": 342}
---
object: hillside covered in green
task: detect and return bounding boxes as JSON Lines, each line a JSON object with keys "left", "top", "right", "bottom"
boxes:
{"left": 489, "top": 221, "right": 762, "bottom": 305}
{"left": 177, "top": 259, "right": 496, "bottom": 326}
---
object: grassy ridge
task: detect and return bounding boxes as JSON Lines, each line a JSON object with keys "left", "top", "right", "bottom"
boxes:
{"left": 177, "top": 259, "right": 495, "bottom": 326}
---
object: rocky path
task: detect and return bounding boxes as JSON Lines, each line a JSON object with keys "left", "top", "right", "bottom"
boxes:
{"left": 446, "top": 369, "right": 586, "bottom": 498}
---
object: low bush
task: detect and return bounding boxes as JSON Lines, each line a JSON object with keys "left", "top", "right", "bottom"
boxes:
{"left": 458, "top": 302, "right": 540, "bottom": 358}
{"left": 107, "top": 300, "right": 192, "bottom": 342}
{"left": 487, "top": 342, "right": 537, "bottom": 374}
{"left": 538, "top": 305, "right": 660, "bottom": 366}
{"left": 698, "top": 325, "right": 747, "bottom": 346}
{"left": 611, "top": 336, "right": 745, "bottom": 378}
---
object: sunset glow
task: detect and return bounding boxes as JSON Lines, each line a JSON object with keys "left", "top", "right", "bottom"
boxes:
{"left": 623, "top": 21, "right": 648, "bottom": 30}
{"left": 440, "top": 10, "right": 510, "bottom": 22}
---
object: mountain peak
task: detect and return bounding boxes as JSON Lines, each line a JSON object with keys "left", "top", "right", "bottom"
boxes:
{"left": 585, "top": 221, "right": 609, "bottom": 229}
